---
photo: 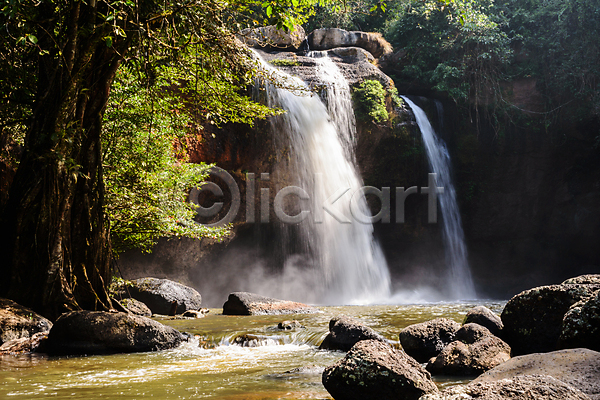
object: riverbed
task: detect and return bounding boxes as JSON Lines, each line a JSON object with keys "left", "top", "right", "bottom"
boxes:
{"left": 0, "top": 301, "right": 504, "bottom": 399}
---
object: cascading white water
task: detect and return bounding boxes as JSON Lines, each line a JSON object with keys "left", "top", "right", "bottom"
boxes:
{"left": 254, "top": 51, "right": 391, "bottom": 304}
{"left": 401, "top": 96, "right": 476, "bottom": 299}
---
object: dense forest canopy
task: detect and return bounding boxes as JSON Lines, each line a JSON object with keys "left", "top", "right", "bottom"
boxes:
{"left": 0, "top": 0, "right": 598, "bottom": 317}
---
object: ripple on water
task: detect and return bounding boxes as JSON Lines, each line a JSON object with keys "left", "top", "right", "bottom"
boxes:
{"left": 0, "top": 302, "right": 506, "bottom": 399}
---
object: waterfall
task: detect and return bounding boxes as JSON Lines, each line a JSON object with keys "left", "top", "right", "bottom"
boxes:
{"left": 254, "top": 51, "right": 391, "bottom": 305}
{"left": 401, "top": 96, "right": 476, "bottom": 299}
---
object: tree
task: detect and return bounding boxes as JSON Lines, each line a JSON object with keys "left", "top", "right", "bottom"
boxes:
{"left": 0, "top": 0, "right": 287, "bottom": 319}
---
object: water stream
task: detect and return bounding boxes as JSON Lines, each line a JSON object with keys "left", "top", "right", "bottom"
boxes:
{"left": 0, "top": 302, "right": 504, "bottom": 399}
{"left": 255, "top": 52, "right": 391, "bottom": 305}
{"left": 401, "top": 96, "right": 476, "bottom": 299}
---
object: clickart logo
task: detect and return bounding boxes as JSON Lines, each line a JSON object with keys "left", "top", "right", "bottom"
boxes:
{"left": 189, "top": 167, "right": 444, "bottom": 227}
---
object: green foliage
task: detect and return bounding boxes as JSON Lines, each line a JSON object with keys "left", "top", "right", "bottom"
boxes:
{"left": 353, "top": 80, "right": 389, "bottom": 123}
{"left": 270, "top": 58, "right": 301, "bottom": 66}
{"left": 103, "top": 64, "right": 230, "bottom": 255}
{"left": 496, "top": 0, "right": 600, "bottom": 120}
{"left": 385, "top": 0, "right": 512, "bottom": 104}
{"left": 306, "top": 0, "right": 403, "bottom": 32}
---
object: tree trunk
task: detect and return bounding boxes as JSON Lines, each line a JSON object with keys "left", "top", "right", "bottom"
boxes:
{"left": 0, "top": 2, "right": 125, "bottom": 320}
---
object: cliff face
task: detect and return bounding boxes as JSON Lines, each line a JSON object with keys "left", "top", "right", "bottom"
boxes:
{"left": 118, "top": 32, "right": 600, "bottom": 303}
{"left": 463, "top": 120, "right": 600, "bottom": 297}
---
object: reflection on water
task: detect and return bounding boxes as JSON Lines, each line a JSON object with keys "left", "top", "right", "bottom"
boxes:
{"left": 0, "top": 302, "right": 504, "bottom": 399}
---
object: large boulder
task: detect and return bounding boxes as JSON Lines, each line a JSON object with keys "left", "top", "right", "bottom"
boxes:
{"left": 322, "top": 339, "right": 439, "bottom": 400}
{"left": 222, "top": 292, "right": 319, "bottom": 315}
{"left": 501, "top": 283, "right": 600, "bottom": 355}
{"left": 474, "top": 348, "right": 600, "bottom": 400}
{"left": 399, "top": 318, "right": 461, "bottom": 363}
{"left": 319, "top": 316, "right": 386, "bottom": 351}
{"left": 464, "top": 306, "right": 504, "bottom": 337}
{"left": 119, "top": 298, "right": 152, "bottom": 317}
{"left": 115, "top": 277, "right": 202, "bottom": 315}
{"left": 420, "top": 375, "right": 590, "bottom": 400}
{"left": 308, "top": 28, "right": 392, "bottom": 58}
{"left": 239, "top": 25, "right": 306, "bottom": 50}
{"left": 46, "top": 311, "right": 186, "bottom": 355}
{"left": 0, "top": 298, "right": 52, "bottom": 345}
{"left": 0, "top": 332, "right": 48, "bottom": 354}
{"left": 560, "top": 290, "right": 600, "bottom": 351}
{"left": 426, "top": 324, "right": 511, "bottom": 376}
{"left": 562, "top": 275, "right": 600, "bottom": 285}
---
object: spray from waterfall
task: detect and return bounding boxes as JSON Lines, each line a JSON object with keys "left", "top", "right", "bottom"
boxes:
{"left": 401, "top": 96, "right": 477, "bottom": 299}
{"left": 253, "top": 51, "right": 392, "bottom": 305}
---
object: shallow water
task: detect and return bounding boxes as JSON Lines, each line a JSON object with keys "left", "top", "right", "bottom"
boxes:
{"left": 0, "top": 302, "right": 504, "bottom": 399}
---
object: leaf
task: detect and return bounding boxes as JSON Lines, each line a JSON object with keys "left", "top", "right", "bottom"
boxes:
{"left": 266, "top": 5, "right": 273, "bottom": 17}
{"left": 105, "top": 36, "right": 113, "bottom": 48}
{"left": 27, "top": 34, "right": 38, "bottom": 44}
{"left": 292, "top": 0, "right": 299, "bottom": 7}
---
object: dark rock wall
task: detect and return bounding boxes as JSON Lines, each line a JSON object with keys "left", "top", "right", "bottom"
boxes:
{"left": 118, "top": 47, "right": 600, "bottom": 302}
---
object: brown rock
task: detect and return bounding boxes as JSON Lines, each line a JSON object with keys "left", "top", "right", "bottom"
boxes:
{"left": 222, "top": 292, "right": 319, "bottom": 315}
{"left": 319, "top": 316, "right": 386, "bottom": 351}
{"left": 399, "top": 318, "right": 461, "bottom": 362}
{"left": 501, "top": 284, "right": 600, "bottom": 355}
{"left": 322, "top": 339, "right": 439, "bottom": 400}
{"left": 426, "top": 333, "right": 511, "bottom": 376}
{"left": 474, "top": 348, "right": 600, "bottom": 400}
{"left": 421, "top": 375, "right": 590, "bottom": 400}
{"left": 0, "top": 298, "right": 52, "bottom": 345}
{"left": 46, "top": 310, "right": 186, "bottom": 355}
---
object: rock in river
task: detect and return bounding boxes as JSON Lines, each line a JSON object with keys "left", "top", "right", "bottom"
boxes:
{"left": 319, "top": 315, "right": 386, "bottom": 352}
{"left": 0, "top": 298, "right": 52, "bottom": 345}
{"left": 420, "top": 375, "right": 590, "bottom": 400}
{"left": 115, "top": 277, "right": 202, "bottom": 315}
{"left": 474, "top": 348, "right": 600, "bottom": 400}
{"left": 323, "top": 339, "right": 439, "bottom": 400}
{"left": 560, "top": 290, "right": 600, "bottom": 351}
{"left": 222, "top": 292, "right": 318, "bottom": 315}
{"left": 426, "top": 324, "right": 511, "bottom": 376}
{"left": 501, "top": 283, "right": 600, "bottom": 355}
{"left": 399, "top": 318, "right": 461, "bottom": 363}
{"left": 46, "top": 310, "right": 186, "bottom": 355}
{"left": 463, "top": 306, "right": 504, "bottom": 337}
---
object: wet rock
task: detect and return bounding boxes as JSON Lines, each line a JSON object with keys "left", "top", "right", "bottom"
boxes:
{"left": 222, "top": 292, "right": 318, "bottom": 316}
{"left": 278, "top": 320, "right": 304, "bottom": 330}
{"left": 562, "top": 275, "right": 600, "bottom": 285}
{"left": 501, "top": 283, "right": 600, "bottom": 355}
{"left": 256, "top": 48, "right": 394, "bottom": 90}
{"left": 319, "top": 316, "right": 386, "bottom": 352}
{"left": 119, "top": 298, "right": 152, "bottom": 317}
{"left": 399, "top": 318, "right": 461, "bottom": 362}
{"left": 475, "top": 348, "right": 600, "bottom": 400}
{"left": 420, "top": 375, "right": 590, "bottom": 400}
{"left": 0, "top": 332, "right": 48, "bottom": 354}
{"left": 115, "top": 277, "right": 202, "bottom": 315}
{"left": 0, "top": 298, "right": 52, "bottom": 345}
{"left": 454, "top": 323, "right": 494, "bottom": 344}
{"left": 267, "top": 365, "right": 325, "bottom": 380}
{"left": 426, "top": 325, "right": 511, "bottom": 376}
{"left": 232, "top": 333, "right": 281, "bottom": 347}
{"left": 239, "top": 25, "right": 306, "bottom": 50}
{"left": 308, "top": 28, "right": 392, "bottom": 58}
{"left": 463, "top": 306, "right": 503, "bottom": 337}
{"left": 46, "top": 311, "right": 186, "bottom": 355}
{"left": 182, "top": 309, "right": 206, "bottom": 318}
{"left": 560, "top": 290, "right": 600, "bottom": 351}
{"left": 323, "top": 339, "right": 439, "bottom": 400}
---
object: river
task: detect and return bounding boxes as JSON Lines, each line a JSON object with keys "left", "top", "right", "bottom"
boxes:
{"left": 0, "top": 301, "right": 504, "bottom": 399}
